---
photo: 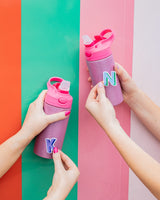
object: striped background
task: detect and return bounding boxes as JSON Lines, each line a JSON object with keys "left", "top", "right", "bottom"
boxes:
{"left": 0, "top": 0, "right": 160, "bottom": 199}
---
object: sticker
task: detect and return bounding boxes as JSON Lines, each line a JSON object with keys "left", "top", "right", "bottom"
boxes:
{"left": 45, "top": 138, "right": 57, "bottom": 154}
{"left": 103, "top": 71, "right": 117, "bottom": 86}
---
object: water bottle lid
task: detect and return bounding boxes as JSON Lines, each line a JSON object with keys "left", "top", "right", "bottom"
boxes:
{"left": 45, "top": 77, "right": 73, "bottom": 108}
{"left": 82, "top": 35, "right": 93, "bottom": 45}
{"left": 83, "top": 29, "right": 114, "bottom": 61}
{"left": 59, "top": 80, "right": 70, "bottom": 92}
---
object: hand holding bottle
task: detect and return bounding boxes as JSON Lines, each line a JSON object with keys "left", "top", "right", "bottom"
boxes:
{"left": 21, "top": 90, "right": 68, "bottom": 139}
{"left": 83, "top": 29, "right": 123, "bottom": 105}
{"left": 114, "top": 63, "right": 139, "bottom": 104}
{"left": 34, "top": 78, "right": 73, "bottom": 159}
{"left": 88, "top": 63, "right": 139, "bottom": 105}
{"left": 86, "top": 64, "right": 160, "bottom": 200}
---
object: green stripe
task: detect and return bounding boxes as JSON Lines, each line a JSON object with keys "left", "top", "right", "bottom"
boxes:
{"left": 21, "top": 1, "right": 80, "bottom": 199}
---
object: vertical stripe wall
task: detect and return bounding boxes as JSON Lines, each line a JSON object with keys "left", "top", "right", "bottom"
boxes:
{"left": 1, "top": 0, "right": 160, "bottom": 200}
{"left": 78, "top": 0, "right": 134, "bottom": 199}
{"left": 129, "top": 0, "right": 160, "bottom": 199}
{"left": 21, "top": 0, "right": 80, "bottom": 200}
{"left": 0, "top": 1, "right": 21, "bottom": 200}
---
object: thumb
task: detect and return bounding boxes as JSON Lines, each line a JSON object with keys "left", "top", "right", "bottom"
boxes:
{"left": 97, "top": 82, "right": 106, "bottom": 100}
{"left": 114, "top": 63, "right": 131, "bottom": 83}
{"left": 46, "top": 111, "right": 70, "bottom": 124}
{"left": 52, "top": 147, "right": 63, "bottom": 171}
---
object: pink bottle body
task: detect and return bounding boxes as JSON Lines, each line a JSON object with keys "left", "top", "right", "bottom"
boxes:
{"left": 34, "top": 77, "right": 72, "bottom": 159}
{"left": 84, "top": 29, "right": 123, "bottom": 106}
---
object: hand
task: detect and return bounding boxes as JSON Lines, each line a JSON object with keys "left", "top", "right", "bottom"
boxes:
{"left": 87, "top": 63, "right": 139, "bottom": 104}
{"left": 114, "top": 63, "right": 139, "bottom": 103}
{"left": 85, "top": 82, "right": 119, "bottom": 132}
{"left": 21, "top": 90, "right": 69, "bottom": 138}
{"left": 45, "top": 148, "right": 80, "bottom": 200}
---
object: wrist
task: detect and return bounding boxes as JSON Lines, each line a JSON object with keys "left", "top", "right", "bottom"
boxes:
{"left": 45, "top": 190, "right": 65, "bottom": 200}
{"left": 9, "top": 129, "right": 34, "bottom": 154}
{"left": 124, "top": 88, "right": 142, "bottom": 108}
{"left": 103, "top": 118, "right": 120, "bottom": 134}
{"left": 19, "top": 128, "right": 35, "bottom": 144}
{"left": 103, "top": 120, "right": 124, "bottom": 141}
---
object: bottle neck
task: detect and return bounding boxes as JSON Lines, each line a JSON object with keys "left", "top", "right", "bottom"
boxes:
{"left": 85, "top": 47, "right": 112, "bottom": 61}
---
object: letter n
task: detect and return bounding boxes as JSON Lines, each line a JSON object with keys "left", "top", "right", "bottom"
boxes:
{"left": 103, "top": 71, "right": 117, "bottom": 86}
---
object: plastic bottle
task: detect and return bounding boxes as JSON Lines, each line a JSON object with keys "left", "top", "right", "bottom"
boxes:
{"left": 34, "top": 77, "right": 73, "bottom": 159}
{"left": 83, "top": 29, "right": 123, "bottom": 105}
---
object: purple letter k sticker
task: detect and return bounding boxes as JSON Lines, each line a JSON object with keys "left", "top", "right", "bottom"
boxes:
{"left": 45, "top": 138, "right": 57, "bottom": 153}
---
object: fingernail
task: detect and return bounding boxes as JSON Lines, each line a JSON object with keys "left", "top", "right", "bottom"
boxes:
{"left": 53, "top": 147, "right": 58, "bottom": 153}
{"left": 115, "top": 65, "right": 119, "bottom": 70}
{"left": 98, "top": 82, "right": 103, "bottom": 88}
{"left": 65, "top": 111, "right": 71, "bottom": 116}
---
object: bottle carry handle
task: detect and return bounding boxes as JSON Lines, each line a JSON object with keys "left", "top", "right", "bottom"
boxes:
{"left": 85, "top": 29, "right": 114, "bottom": 47}
{"left": 47, "top": 77, "right": 70, "bottom": 94}
{"left": 94, "top": 29, "right": 114, "bottom": 43}
{"left": 47, "top": 77, "right": 63, "bottom": 89}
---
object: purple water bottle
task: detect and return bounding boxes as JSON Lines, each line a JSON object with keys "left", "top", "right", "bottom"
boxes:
{"left": 34, "top": 77, "right": 73, "bottom": 159}
{"left": 83, "top": 29, "right": 123, "bottom": 105}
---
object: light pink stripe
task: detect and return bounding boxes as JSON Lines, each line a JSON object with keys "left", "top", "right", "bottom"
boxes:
{"left": 129, "top": 0, "right": 160, "bottom": 199}
{"left": 78, "top": 0, "right": 134, "bottom": 199}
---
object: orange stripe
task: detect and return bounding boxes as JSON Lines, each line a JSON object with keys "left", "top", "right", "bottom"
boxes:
{"left": 0, "top": 1, "right": 21, "bottom": 199}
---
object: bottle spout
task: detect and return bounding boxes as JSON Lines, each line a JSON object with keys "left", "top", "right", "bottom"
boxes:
{"left": 82, "top": 35, "right": 93, "bottom": 45}
{"left": 59, "top": 80, "right": 70, "bottom": 92}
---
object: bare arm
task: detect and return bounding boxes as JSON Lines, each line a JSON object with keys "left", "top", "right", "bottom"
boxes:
{"left": 85, "top": 83, "right": 160, "bottom": 199}
{"left": 0, "top": 129, "right": 33, "bottom": 177}
{"left": 126, "top": 88, "right": 160, "bottom": 140}
{"left": 105, "top": 123, "right": 160, "bottom": 199}
{"left": 115, "top": 64, "right": 160, "bottom": 141}
{"left": 0, "top": 90, "right": 67, "bottom": 178}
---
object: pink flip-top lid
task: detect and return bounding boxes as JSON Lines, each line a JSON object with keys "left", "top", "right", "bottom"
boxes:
{"left": 45, "top": 77, "right": 73, "bottom": 108}
{"left": 83, "top": 29, "right": 114, "bottom": 61}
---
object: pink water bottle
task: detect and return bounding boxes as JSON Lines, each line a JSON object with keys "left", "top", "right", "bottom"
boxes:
{"left": 34, "top": 77, "right": 73, "bottom": 159}
{"left": 83, "top": 29, "right": 123, "bottom": 105}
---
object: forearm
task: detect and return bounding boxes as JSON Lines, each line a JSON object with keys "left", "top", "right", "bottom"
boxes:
{"left": 0, "top": 129, "right": 34, "bottom": 177}
{"left": 44, "top": 190, "right": 65, "bottom": 200}
{"left": 104, "top": 123, "right": 160, "bottom": 199}
{"left": 44, "top": 195, "right": 65, "bottom": 200}
{"left": 126, "top": 88, "right": 160, "bottom": 140}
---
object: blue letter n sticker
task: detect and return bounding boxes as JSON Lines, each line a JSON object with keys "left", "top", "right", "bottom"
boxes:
{"left": 45, "top": 138, "right": 57, "bottom": 154}
{"left": 103, "top": 71, "right": 117, "bottom": 86}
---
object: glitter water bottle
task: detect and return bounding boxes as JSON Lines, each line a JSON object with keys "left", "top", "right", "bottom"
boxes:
{"left": 34, "top": 77, "right": 73, "bottom": 159}
{"left": 83, "top": 29, "right": 123, "bottom": 105}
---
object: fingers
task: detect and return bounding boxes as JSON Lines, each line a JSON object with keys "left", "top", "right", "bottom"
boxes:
{"left": 46, "top": 111, "right": 70, "bottom": 124}
{"left": 88, "top": 77, "right": 93, "bottom": 88}
{"left": 97, "top": 82, "right": 106, "bottom": 101}
{"left": 59, "top": 150, "right": 78, "bottom": 171}
{"left": 114, "top": 63, "right": 131, "bottom": 83}
{"left": 88, "top": 77, "right": 92, "bottom": 82}
{"left": 53, "top": 149, "right": 79, "bottom": 179}
{"left": 86, "top": 84, "right": 98, "bottom": 105}
{"left": 86, "top": 81, "right": 106, "bottom": 105}
{"left": 52, "top": 148, "right": 63, "bottom": 171}
{"left": 87, "top": 68, "right": 92, "bottom": 86}
{"left": 47, "top": 186, "right": 53, "bottom": 196}
{"left": 36, "top": 90, "right": 48, "bottom": 108}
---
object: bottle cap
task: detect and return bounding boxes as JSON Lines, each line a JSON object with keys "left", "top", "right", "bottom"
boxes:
{"left": 83, "top": 29, "right": 114, "bottom": 61}
{"left": 59, "top": 80, "right": 70, "bottom": 92}
{"left": 45, "top": 77, "right": 73, "bottom": 108}
{"left": 82, "top": 35, "right": 93, "bottom": 45}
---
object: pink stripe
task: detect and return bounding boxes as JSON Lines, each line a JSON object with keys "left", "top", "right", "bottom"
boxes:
{"left": 78, "top": 0, "right": 134, "bottom": 199}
